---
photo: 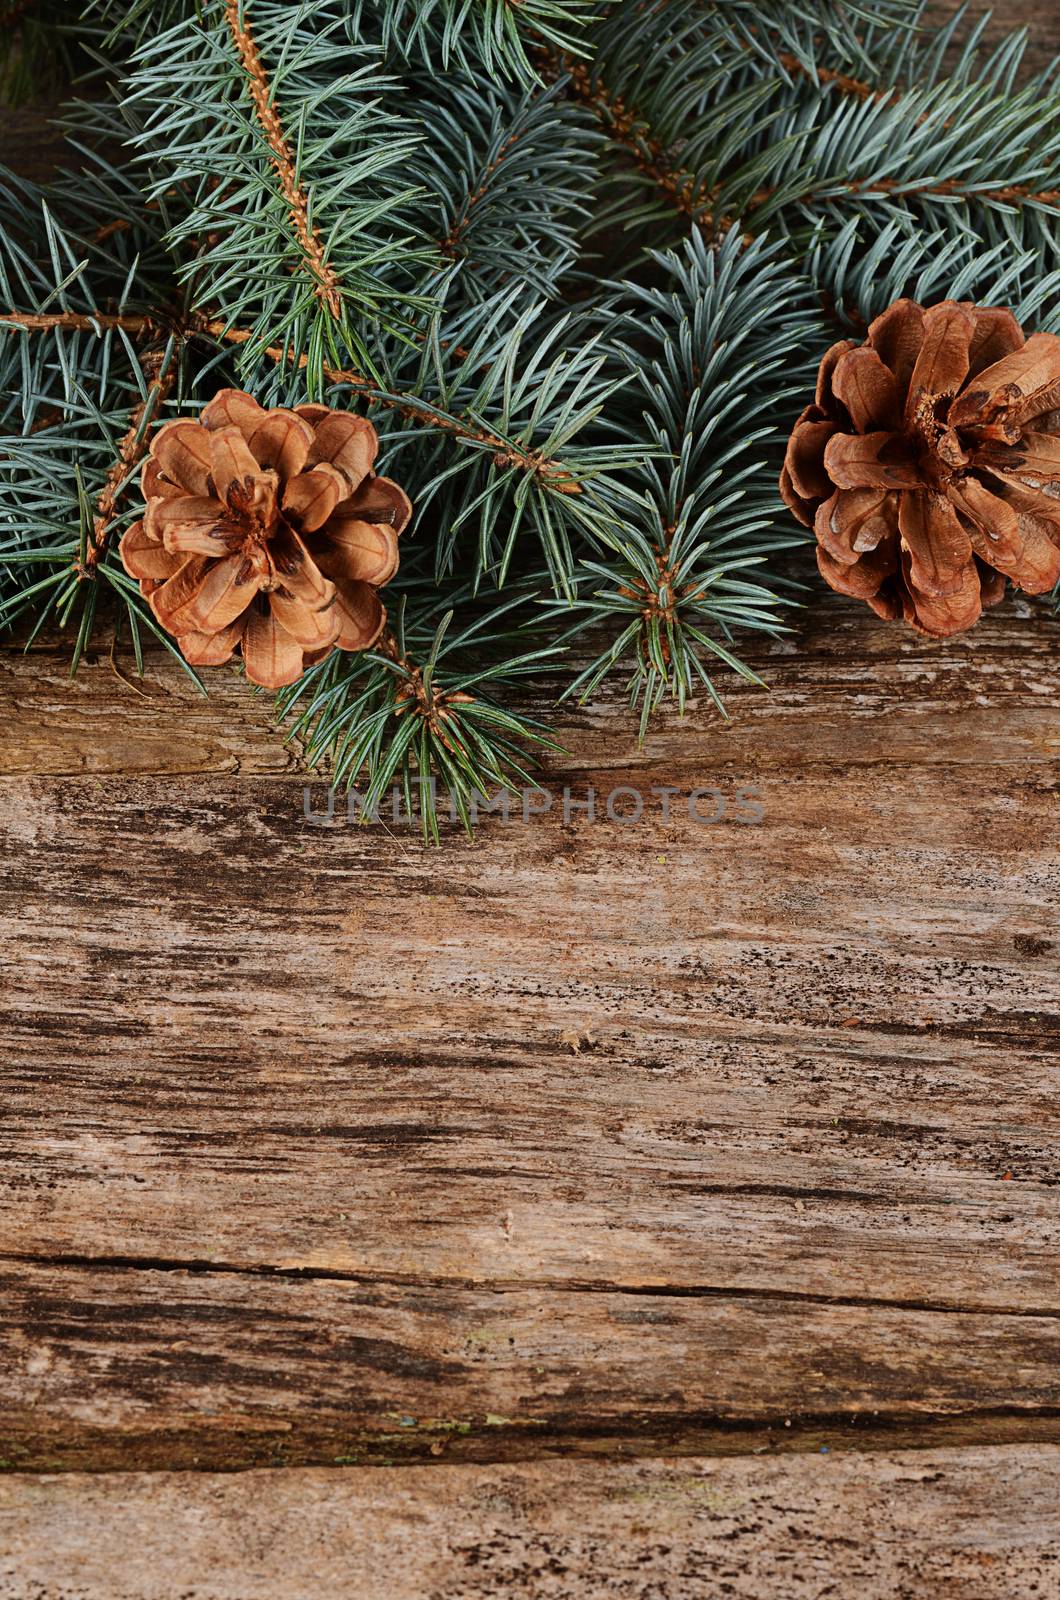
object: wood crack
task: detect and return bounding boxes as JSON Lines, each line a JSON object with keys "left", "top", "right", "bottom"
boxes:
{"left": 8, "top": 1410, "right": 1060, "bottom": 1477}
{"left": 5, "top": 1252, "right": 1059, "bottom": 1321}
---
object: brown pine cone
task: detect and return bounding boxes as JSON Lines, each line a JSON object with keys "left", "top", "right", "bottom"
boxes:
{"left": 120, "top": 389, "right": 410, "bottom": 688}
{"left": 781, "top": 299, "right": 1060, "bottom": 637}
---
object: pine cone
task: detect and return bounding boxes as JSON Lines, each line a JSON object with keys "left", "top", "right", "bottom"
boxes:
{"left": 781, "top": 299, "right": 1060, "bottom": 637}
{"left": 120, "top": 389, "right": 410, "bottom": 688}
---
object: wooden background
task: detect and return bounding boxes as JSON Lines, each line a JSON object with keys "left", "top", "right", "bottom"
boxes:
{"left": 2, "top": 3, "right": 1059, "bottom": 1595}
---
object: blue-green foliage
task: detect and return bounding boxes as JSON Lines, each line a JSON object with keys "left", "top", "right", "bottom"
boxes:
{"left": 2, "top": 0, "right": 1058, "bottom": 831}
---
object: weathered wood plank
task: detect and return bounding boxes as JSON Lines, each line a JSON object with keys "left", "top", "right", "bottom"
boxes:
{"left": 1, "top": 750, "right": 1058, "bottom": 1309}
{"left": 1, "top": 583, "right": 1058, "bottom": 1362}
{"left": 2, "top": 591, "right": 1058, "bottom": 777}
{"left": 3, "top": 1446, "right": 1059, "bottom": 1599}
{"left": 4, "top": 598, "right": 1059, "bottom": 1307}
{"left": 936, "top": 0, "right": 1060, "bottom": 72}
{"left": 3, "top": 1260, "right": 1060, "bottom": 1470}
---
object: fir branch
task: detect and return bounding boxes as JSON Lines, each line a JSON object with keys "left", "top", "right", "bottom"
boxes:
{"left": 204, "top": 321, "right": 587, "bottom": 493}
{"left": 410, "top": 76, "right": 601, "bottom": 302}
{"left": 84, "top": 347, "right": 175, "bottom": 572}
{"left": 743, "top": 174, "right": 1060, "bottom": 220}
{"left": 438, "top": 128, "right": 523, "bottom": 259}
{"left": 561, "top": 1, "right": 1060, "bottom": 274}
{"left": 276, "top": 588, "right": 564, "bottom": 843}
{"left": 0, "top": 308, "right": 587, "bottom": 492}
{"left": 547, "top": 51, "right": 708, "bottom": 224}
{"left": 350, "top": 0, "right": 603, "bottom": 83}
{"left": 551, "top": 230, "right": 819, "bottom": 730}
{"left": 124, "top": 0, "right": 432, "bottom": 389}
{"left": 221, "top": 0, "right": 342, "bottom": 319}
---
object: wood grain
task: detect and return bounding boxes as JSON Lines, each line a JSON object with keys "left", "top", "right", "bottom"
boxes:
{"left": 5, "top": 1259, "right": 1060, "bottom": 1472}
{"left": 1, "top": 591, "right": 1058, "bottom": 1471}
{"left": 3, "top": 1447, "right": 1059, "bottom": 1599}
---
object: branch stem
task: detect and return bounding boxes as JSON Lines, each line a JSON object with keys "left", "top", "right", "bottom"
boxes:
{"left": 222, "top": 0, "right": 342, "bottom": 319}
{"left": 1, "top": 311, "right": 582, "bottom": 495}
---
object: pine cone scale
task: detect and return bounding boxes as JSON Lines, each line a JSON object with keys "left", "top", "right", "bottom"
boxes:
{"left": 269, "top": 586, "right": 340, "bottom": 650}
{"left": 272, "top": 527, "right": 333, "bottom": 607}
{"left": 281, "top": 465, "right": 344, "bottom": 531}
{"left": 120, "top": 388, "right": 409, "bottom": 688}
{"left": 319, "top": 519, "right": 401, "bottom": 586}
{"left": 821, "top": 431, "right": 920, "bottom": 490}
{"left": 151, "top": 421, "right": 214, "bottom": 498}
{"left": 120, "top": 519, "right": 177, "bottom": 582}
{"left": 151, "top": 497, "right": 240, "bottom": 557}
{"left": 246, "top": 410, "right": 313, "bottom": 479}
{"left": 243, "top": 603, "right": 304, "bottom": 688}
{"left": 831, "top": 347, "right": 900, "bottom": 432}
{"left": 165, "top": 551, "right": 260, "bottom": 636}
{"left": 209, "top": 425, "right": 266, "bottom": 503}
{"left": 899, "top": 491, "right": 972, "bottom": 598}
{"left": 782, "top": 297, "right": 1060, "bottom": 636}
{"left": 905, "top": 301, "right": 975, "bottom": 414}
{"left": 180, "top": 622, "right": 245, "bottom": 668}
{"left": 150, "top": 555, "right": 212, "bottom": 630}
{"left": 331, "top": 579, "right": 386, "bottom": 652}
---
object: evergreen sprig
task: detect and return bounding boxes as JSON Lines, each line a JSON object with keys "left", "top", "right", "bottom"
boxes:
{"left": 553, "top": 230, "right": 817, "bottom": 733}
{"left": 3, "top": 0, "right": 1059, "bottom": 829}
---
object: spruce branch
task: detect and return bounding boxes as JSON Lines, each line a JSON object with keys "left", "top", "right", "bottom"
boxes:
{"left": 124, "top": 0, "right": 433, "bottom": 389}
{"left": 221, "top": 0, "right": 343, "bottom": 320}
{"left": 560, "top": 0, "right": 1060, "bottom": 298}
{"left": 350, "top": 0, "right": 604, "bottom": 83}
{"left": 84, "top": 345, "right": 176, "bottom": 571}
{"left": 277, "top": 588, "right": 564, "bottom": 842}
{"left": 0, "top": 309, "right": 596, "bottom": 494}
{"left": 415, "top": 77, "right": 600, "bottom": 300}
{"left": 549, "top": 230, "right": 819, "bottom": 731}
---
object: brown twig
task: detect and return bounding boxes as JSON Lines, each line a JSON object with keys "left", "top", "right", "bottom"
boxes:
{"left": 372, "top": 630, "right": 475, "bottom": 756}
{"left": 439, "top": 130, "right": 523, "bottom": 257}
{"left": 537, "top": 51, "right": 736, "bottom": 235}
{"left": 198, "top": 321, "right": 583, "bottom": 493}
{"left": 1, "top": 309, "right": 583, "bottom": 496}
{"left": 774, "top": 50, "right": 882, "bottom": 103}
{"left": 744, "top": 175, "right": 1060, "bottom": 216}
{"left": 83, "top": 349, "right": 177, "bottom": 573}
{"left": 222, "top": 0, "right": 342, "bottom": 319}
{"left": 0, "top": 310, "right": 157, "bottom": 334}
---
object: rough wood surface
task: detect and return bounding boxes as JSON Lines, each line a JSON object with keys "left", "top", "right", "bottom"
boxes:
{"left": 7, "top": 1260, "right": 1060, "bottom": 1473}
{"left": 2, "top": 591, "right": 1058, "bottom": 1475}
{"left": 3, "top": 1447, "right": 1059, "bottom": 1600}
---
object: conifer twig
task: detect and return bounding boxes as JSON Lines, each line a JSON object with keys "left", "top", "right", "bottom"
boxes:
{"left": 0, "top": 311, "right": 157, "bottom": 334}
{"left": 547, "top": 45, "right": 1060, "bottom": 238}
{"left": 1, "top": 310, "right": 583, "bottom": 493}
{"left": 774, "top": 50, "right": 880, "bottom": 100}
{"left": 543, "top": 52, "right": 708, "bottom": 223}
{"left": 222, "top": 0, "right": 343, "bottom": 319}
{"left": 84, "top": 349, "right": 176, "bottom": 572}
{"left": 439, "top": 130, "right": 523, "bottom": 257}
